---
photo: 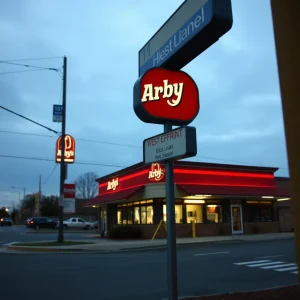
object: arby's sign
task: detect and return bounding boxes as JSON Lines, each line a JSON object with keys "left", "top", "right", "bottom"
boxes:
{"left": 55, "top": 134, "right": 75, "bottom": 163}
{"left": 133, "top": 67, "right": 199, "bottom": 126}
{"left": 148, "top": 163, "right": 165, "bottom": 182}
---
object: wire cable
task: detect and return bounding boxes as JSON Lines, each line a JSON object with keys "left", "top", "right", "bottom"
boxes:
{"left": 0, "top": 60, "right": 59, "bottom": 71}
{"left": 0, "top": 129, "right": 289, "bottom": 170}
{"left": 43, "top": 164, "right": 58, "bottom": 186}
{"left": 0, "top": 105, "right": 59, "bottom": 134}
{"left": 0, "top": 154, "right": 127, "bottom": 168}
{"left": 1, "top": 56, "right": 63, "bottom": 62}
{"left": 0, "top": 69, "right": 50, "bottom": 75}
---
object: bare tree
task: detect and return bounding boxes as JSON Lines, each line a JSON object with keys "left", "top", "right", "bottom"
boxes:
{"left": 74, "top": 172, "right": 98, "bottom": 199}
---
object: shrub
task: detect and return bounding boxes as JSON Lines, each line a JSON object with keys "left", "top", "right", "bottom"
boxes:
{"left": 108, "top": 225, "right": 143, "bottom": 239}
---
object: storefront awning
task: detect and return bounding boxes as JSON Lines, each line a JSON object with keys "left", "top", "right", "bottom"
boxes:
{"left": 84, "top": 186, "right": 144, "bottom": 207}
{"left": 177, "top": 184, "right": 290, "bottom": 197}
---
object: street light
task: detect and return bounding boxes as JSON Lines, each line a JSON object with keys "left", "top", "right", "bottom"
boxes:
{"left": 11, "top": 186, "right": 26, "bottom": 202}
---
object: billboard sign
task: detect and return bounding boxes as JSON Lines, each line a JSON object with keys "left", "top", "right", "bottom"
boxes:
{"left": 63, "top": 184, "right": 76, "bottom": 214}
{"left": 134, "top": 68, "right": 199, "bottom": 126}
{"left": 55, "top": 134, "right": 75, "bottom": 163}
{"left": 138, "top": 0, "right": 233, "bottom": 76}
{"left": 143, "top": 126, "right": 197, "bottom": 164}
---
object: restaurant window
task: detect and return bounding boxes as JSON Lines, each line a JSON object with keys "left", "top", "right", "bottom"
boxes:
{"left": 246, "top": 201, "right": 273, "bottom": 222}
{"left": 206, "top": 205, "right": 222, "bottom": 223}
{"left": 134, "top": 207, "right": 140, "bottom": 224}
{"left": 117, "top": 209, "right": 122, "bottom": 224}
{"left": 122, "top": 207, "right": 128, "bottom": 224}
{"left": 118, "top": 201, "right": 153, "bottom": 225}
{"left": 186, "top": 205, "right": 203, "bottom": 223}
{"left": 147, "top": 206, "right": 153, "bottom": 224}
{"left": 163, "top": 204, "right": 183, "bottom": 224}
{"left": 127, "top": 207, "right": 134, "bottom": 224}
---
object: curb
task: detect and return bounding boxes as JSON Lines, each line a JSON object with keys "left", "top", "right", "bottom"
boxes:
{"left": 1, "top": 235, "right": 294, "bottom": 254}
{"left": 181, "top": 283, "right": 300, "bottom": 300}
{"left": 25, "top": 231, "right": 95, "bottom": 234}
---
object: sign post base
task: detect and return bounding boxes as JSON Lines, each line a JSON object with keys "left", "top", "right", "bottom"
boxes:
{"left": 164, "top": 122, "right": 178, "bottom": 300}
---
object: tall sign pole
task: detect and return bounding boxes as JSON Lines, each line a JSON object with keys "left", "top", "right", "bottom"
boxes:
{"left": 134, "top": 2, "right": 233, "bottom": 299}
{"left": 164, "top": 121, "right": 178, "bottom": 300}
{"left": 271, "top": 0, "right": 300, "bottom": 281}
{"left": 58, "top": 56, "right": 67, "bottom": 243}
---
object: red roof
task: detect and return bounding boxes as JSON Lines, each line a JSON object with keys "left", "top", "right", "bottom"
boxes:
{"left": 177, "top": 184, "right": 290, "bottom": 197}
{"left": 84, "top": 186, "right": 143, "bottom": 206}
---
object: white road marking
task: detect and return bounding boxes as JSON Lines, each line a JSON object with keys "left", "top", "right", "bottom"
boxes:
{"left": 262, "top": 263, "right": 296, "bottom": 270}
{"left": 275, "top": 266, "right": 298, "bottom": 272}
{"left": 194, "top": 251, "right": 230, "bottom": 256}
{"left": 292, "top": 271, "right": 298, "bottom": 274}
{"left": 254, "top": 255, "right": 285, "bottom": 259}
{"left": 247, "top": 261, "right": 283, "bottom": 267}
{"left": 234, "top": 260, "right": 270, "bottom": 265}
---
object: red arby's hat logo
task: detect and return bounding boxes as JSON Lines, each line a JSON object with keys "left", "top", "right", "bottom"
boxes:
{"left": 133, "top": 67, "right": 199, "bottom": 126}
{"left": 148, "top": 163, "right": 165, "bottom": 182}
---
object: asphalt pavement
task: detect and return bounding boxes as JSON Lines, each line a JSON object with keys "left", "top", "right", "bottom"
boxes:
{"left": 0, "top": 225, "right": 93, "bottom": 244}
{"left": 0, "top": 236, "right": 297, "bottom": 300}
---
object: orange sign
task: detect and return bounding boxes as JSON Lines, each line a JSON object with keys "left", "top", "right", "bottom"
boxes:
{"left": 148, "top": 163, "right": 165, "bottom": 182}
{"left": 56, "top": 134, "right": 75, "bottom": 163}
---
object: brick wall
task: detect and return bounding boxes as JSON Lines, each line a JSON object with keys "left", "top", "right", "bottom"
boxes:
{"left": 112, "top": 223, "right": 232, "bottom": 239}
{"left": 243, "top": 222, "right": 280, "bottom": 234}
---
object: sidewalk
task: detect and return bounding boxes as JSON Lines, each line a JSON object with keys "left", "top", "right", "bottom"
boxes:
{"left": 1, "top": 232, "right": 294, "bottom": 253}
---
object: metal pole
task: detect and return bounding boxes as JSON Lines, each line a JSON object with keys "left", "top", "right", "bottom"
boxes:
{"left": 164, "top": 121, "right": 178, "bottom": 300}
{"left": 271, "top": 0, "right": 300, "bottom": 281}
{"left": 58, "top": 56, "right": 67, "bottom": 243}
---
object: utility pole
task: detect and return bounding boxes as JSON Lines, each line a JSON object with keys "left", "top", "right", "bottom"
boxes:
{"left": 37, "top": 175, "right": 42, "bottom": 217}
{"left": 58, "top": 56, "right": 67, "bottom": 243}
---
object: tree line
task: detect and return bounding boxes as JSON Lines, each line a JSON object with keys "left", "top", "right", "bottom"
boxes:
{"left": 8, "top": 172, "right": 98, "bottom": 221}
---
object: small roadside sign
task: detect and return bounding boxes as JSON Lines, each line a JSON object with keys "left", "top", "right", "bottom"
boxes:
{"left": 53, "top": 104, "right": 63, "bottom": 122}
{"left": 143, "top": 126, "right": 197, "bottom": 164}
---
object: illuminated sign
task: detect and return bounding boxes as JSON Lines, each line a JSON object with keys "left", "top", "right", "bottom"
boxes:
{"left": 143, "top": 126, "right": 197, "bottom": 164}
{"left": 133, "top": 68, "right": 199, "bottom": 126}
{"left": 56, "top": 134, "right": 75, "bottom": 163}
{"left": 148, "top": 163, "right": 165, "bottom": 182}
{"left": 107, "top": 178, "right": 119, "bottom": 191}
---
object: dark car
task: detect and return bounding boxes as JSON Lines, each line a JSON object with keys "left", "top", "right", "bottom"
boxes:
{"left": 0, "top": 217, "right": 12, "bottom": 227}
{"left": 26, "top": 217, "right": 58, "bottom": 229}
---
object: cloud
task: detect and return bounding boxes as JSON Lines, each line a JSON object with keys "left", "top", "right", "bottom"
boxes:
{"left": 0, "top": 0, "right": 289, "bottom": 205}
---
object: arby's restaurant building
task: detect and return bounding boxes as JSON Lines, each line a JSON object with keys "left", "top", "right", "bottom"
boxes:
{"left": 85, "top": 160, "right": 292, "bottom": 238}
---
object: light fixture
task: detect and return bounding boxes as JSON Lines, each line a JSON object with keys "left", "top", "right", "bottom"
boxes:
{"left": 92, "top": 205, "right": 96, "bottom": 208}
{"left": 184, "top": 199, "right": 205, "bottom": 204}
{"left": 207, "top": 205, "right": 216, "bottom": 208}
{"left": 277, "top": 198, "right": 291, "bottom": 201}
{"left": 262, "top": 196, "right": 274, "bottom": 199}
{"left": 183, "top": 195, "right": 212, "bottom": 200}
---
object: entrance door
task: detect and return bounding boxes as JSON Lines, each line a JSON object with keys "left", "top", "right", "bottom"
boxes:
{"left": 230, "top": 205, "right": 243, "bottom": 234}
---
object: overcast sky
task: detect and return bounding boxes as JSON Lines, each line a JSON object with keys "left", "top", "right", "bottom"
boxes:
{"left": 0, "top": 0, "right": 288, "bottom": 208}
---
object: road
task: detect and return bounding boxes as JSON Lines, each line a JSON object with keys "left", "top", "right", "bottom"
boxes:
{"left": 0, "top": 229, "right": 297, "bottom": 300}
{"left": 0, "top": 225, "right": 93, "bottom": 244}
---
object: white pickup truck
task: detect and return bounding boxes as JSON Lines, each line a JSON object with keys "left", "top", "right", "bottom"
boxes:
{"left": 58, "top": 218, "right": 93, "bottom": 230}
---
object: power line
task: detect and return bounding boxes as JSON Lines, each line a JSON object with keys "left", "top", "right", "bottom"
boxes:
{"left": 0, "top": 60, "right": 59, "bottom": 71}
{"left": 0, "top": 56, "right": 63, "bottom": 62}
{"left": 0, "top": 130, "right": 57, "bottom": 138}
{"left": 0, "top": 105, "right": 59, "bottom": 134}
{"left": 77, "top": 138, "right": 141, "bottom": 148}
{"left": 43, "top": 164, "right": 58, "bottom": 186}
{"left": 0, "top": 154, "right": 126, "bottom": 168}
{"left": 0, "top": 129, "right": 289, "bottom": 170}
{"left": 0, "top": 69, "right": 50, "bottom": 75}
